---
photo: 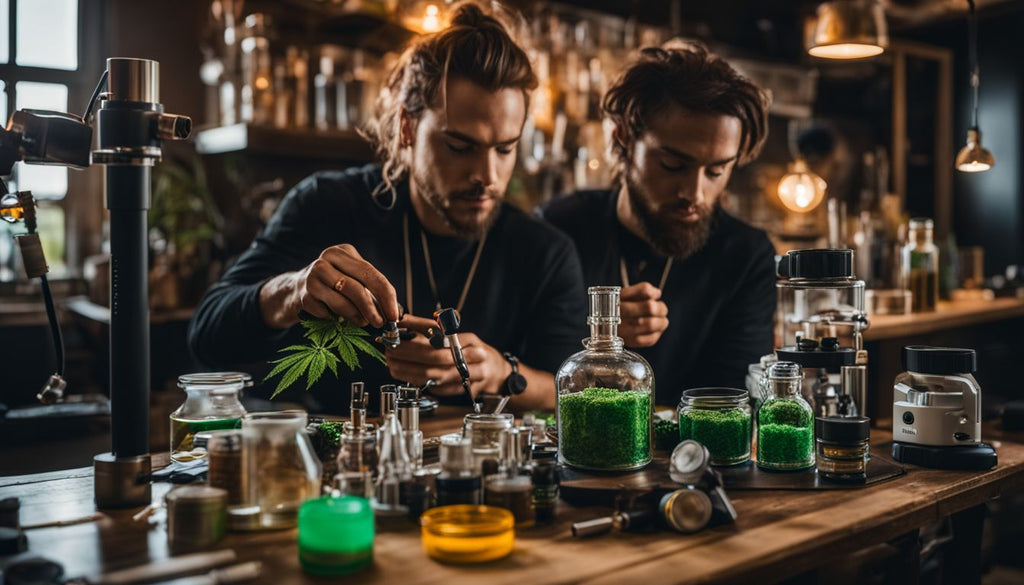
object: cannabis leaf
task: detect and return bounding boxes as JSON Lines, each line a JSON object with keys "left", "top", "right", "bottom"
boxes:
{"left": 265, "top": 316, "right": 386, "bottom": 398}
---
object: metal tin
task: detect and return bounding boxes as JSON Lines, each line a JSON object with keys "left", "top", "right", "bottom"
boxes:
{"left": 205, "top": 430, "right": 245, "bottom": 505}
{"left": 659, "top": 488, "right": 712, "bottom": 534}
{"left": 166, "top": 486, "right": 227, "bottom": 553}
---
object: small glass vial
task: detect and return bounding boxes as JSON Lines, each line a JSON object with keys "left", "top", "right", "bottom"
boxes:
{"left": 170, "top": 372, "right": 247, "bottom": 462}
{"left": 484, "top": 428, "right": 534, "bottom": 526}
{"left": 398, "top": 386, "right": 424, "bottom": 469}
{"left": 677, "top": 388, "right": 751, "bottom": 466}
{"left": 556, "top": 286, "right": 654, "bottom": 470}
{"left": 901, "top": 218, "right": 939, "bottom": 312}
{"left": 757, "top": 362, "right": 815, "bottom": 471}
{"left": 375, "top": 409, "right": 412, "bottom": 518}
{"left": 815, "top": 416, "right": 870, "bottom": 482}
{"left": 338, "top": 382, "right": 378, "bottom": 475}
{"left": 463, "top": 413, "right": 514, "bottom": 473}
{"left": 530, "top": 445, "right": 559, "bottom": 524}
{"left": 436, "top": 437, "right": 482, "bottom": 507}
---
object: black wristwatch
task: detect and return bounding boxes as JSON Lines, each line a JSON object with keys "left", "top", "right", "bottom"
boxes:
{"left": 502, "top": 352, "right": 528, "bottom": 396}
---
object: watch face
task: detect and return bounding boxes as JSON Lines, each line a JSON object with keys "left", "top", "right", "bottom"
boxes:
{"left": 507, "top": 373, "right": 528, "bottom": 396}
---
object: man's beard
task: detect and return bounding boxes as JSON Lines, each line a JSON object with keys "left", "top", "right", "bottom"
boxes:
{"left": 411, "top": 171, "right": 500, "bottom": 239}
{"left": 624, "top": 171, "right": 715, "bottom": 259}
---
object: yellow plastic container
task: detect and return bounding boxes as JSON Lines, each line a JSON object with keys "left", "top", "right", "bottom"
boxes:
{"left": 420, "top": 505, "right": 514, "bottom": 564}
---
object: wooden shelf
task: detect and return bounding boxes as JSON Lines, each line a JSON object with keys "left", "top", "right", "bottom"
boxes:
{"left": 193, "top": 124, "right": 375, "bottom": 161}
{"left": 863, "top": 296, "right": 1024, "bottom": 341}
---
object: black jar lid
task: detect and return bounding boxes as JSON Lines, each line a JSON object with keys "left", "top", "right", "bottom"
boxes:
{"left": 903, "top": 345, "right": 977, "bottom": 375}
{"left": 0, "top": 526, "right": 27, "bottom": 555}
{"left": 815, "top": 416, "right": 871, "bottom": 443}
{"left": 777, "top": 249, "right": 854, "bottom": 279}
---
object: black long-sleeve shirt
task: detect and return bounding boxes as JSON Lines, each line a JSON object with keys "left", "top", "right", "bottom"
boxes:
{"left": 188, "top": 165, "right": 588, "bottom": 414}
{"left": 542, "top": 190, "right": 776, "bottom": 406}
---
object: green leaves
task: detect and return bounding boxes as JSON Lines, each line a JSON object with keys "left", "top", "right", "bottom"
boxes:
{"left": 265, "top": 316, "right": 387, "bottom": 398}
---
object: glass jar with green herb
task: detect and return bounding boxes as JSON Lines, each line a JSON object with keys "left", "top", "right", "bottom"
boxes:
{"left": 757, "top": 362, "right": 814, "bottom": 471}
{"left": 556, "top": 287, "right": 654, "bottom": 471}
{"left": 170, "top": 372, "right": 248, "bottom": 462}
{"left": 678, "top": 388, "right": 751, "bottom": 466}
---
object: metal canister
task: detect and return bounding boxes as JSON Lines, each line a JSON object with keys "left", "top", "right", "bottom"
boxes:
{"left": 204, "top": 429, "right": 244, "bottom": 505}
{"left": 166, "top": 485, "right": 227, "bottom": 553}
{"left": 659, "top": 488, "right": 712, "bottom": 534}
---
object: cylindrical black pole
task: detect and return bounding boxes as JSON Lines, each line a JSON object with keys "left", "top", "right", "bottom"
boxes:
{"left": 106, "top": 165, "right": 150, "bottom": 458}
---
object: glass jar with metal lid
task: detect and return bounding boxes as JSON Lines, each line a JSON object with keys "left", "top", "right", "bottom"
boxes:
{"left": 170, "top": 372, "right": 249, "bottom": 462}
{"left": 678, "top": 388, "right": 751, "bottom": 466}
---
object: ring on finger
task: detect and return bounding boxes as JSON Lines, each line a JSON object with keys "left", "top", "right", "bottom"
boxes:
{"left": 333, "top": 277, "right": 346, "bottom": 293}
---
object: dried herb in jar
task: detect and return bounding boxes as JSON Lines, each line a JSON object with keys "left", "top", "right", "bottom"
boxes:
{"left": 559, "top": 387, "right": 651, "bottom": 469}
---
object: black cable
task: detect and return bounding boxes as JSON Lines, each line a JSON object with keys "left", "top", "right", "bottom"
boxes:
{"left": 38, "top": 273, "right": 65, "bottom": 377}
{"left": 968, "top": 0, "right": 979, "bottom": 129}
{"left": 82, "top": 69, "right": 109, "bottom": 122}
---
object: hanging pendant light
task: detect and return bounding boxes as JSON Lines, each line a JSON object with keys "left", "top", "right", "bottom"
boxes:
{"left": 778, "top": 157, "right": 828, "bottom": 213}
{"left": 808, "top": 0, "right": 888, "bottom": 59}
{"left": 956, "top": 0, "right": 994, "bottom": 173}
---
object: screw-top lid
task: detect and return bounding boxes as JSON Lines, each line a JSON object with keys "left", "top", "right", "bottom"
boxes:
{"left": 177, "top": 372, "right": 251, "bottom": 390}
{"left": 768, "top": 361, "right": 802, "bottom": 380}
{"left": 903, "top": 345, "right": 977, "bottom": 375}
{"left": 660, "top": 489, "right": 712, "bottom": 533}
{"left": 815, "top": 416, "right": 871, "bottom": 443}
{"left": 669, "top": 440, "right": 710, "bottom": 484}
{"left": 777, "top": 249, "right": 854, "bottom": 279}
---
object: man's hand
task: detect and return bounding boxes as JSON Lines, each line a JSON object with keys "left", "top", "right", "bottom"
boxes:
{"left": 259, "top": 244, "right": 401, "bottom": 330}
{"left": 619, "top": 282, "right": 669, "bottom": 348}
{"left": 385, "top": 315, "right": 511, "bottom": 399}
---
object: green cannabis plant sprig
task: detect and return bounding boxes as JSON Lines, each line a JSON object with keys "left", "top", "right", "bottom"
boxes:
{"left": 265, "top": 317, "right": 385, "bottom": 398}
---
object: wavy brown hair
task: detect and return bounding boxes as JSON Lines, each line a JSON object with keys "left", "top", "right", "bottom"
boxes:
{"left": 361, "top": 2, "right": 537, "bottom": 206}
{"left": 604, "top": 44, "right": 771, "bottom": 175}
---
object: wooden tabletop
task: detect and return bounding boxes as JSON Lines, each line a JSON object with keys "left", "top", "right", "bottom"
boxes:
{"left": 863, "top": 296, "right": 1024, "bottom": 341}
{"left": 3, "top": 412, "right": 1023, "bottom": 585}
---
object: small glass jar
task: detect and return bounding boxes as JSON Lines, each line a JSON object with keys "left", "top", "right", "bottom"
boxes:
{"left": 170, "top": 372, "right": 248, "bottom": 462}
{"left": 678, "top": 388, "right": 751, "bottom": 466}
{"left": 757, "top": 362, "right": 815, "bottom": 471}
{"left": 337, "top": 422, "right": 378, "bottom": 475}
{"left": 463, "top": 413, "right": 514, "bottom": 472}
{"left": 298, "top": 496, "right": 374, "bottom": 575}
{"left": 556, "top": 286, "right": 654, "bottom": 470}
{"left": 901, "top": 218, "right": 939, "bottom": 312}
{"left": 815, "top": 416, "right": 870, "bottom": 482}
{"left": 239, "top": 410, "right": 322, "bottom": 530}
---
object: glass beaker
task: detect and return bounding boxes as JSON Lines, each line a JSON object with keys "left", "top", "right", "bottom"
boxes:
{"left": 556, "top": 286, "right": 654, "bottom": 471}
{"left": 241, "top": 411, "right": 322, "bottom": 530}
{"left": 170, "top": 372, "right": 247, "bottom": 462}
{"left": 463, "top": 413, "right": 514, "bottom": 472}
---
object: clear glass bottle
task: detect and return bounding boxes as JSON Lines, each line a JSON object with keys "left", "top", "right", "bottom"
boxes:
{"left": 677, "top": 388, "right": 751, "bottom": 466}
{"left": 901, "top": 218, "right": 939, "bottom": 312}
{"left": 436, "top": 437, "right": 482, "bottom": 507}
{"left": 338, "top": 383, "right": 377, "bottom": 475}
{"left": 239, "top": 411, "right": 322, "bottom": 530}
{"left": 170, "top": 372, "right": 247, "bottom": 462}
{"left": 375, "top": 410, "right": 411, "bottom": 517}
{"left": 757, "top": 362, "right": 815, "bottom": 471}
{"left": 556, "top": 286, "right": 654, "bottom": 470}
{"left": 239, "top": 13, "right": 273, "bottom": 125}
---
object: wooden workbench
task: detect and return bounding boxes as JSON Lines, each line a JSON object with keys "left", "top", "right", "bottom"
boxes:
{"left": 2, "top": 410, "right": 1023, "bottom": 585}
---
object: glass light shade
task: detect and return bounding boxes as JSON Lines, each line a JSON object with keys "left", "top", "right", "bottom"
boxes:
{"left": 401, "top": 1, "right": 449, "bottom": 34}
{"left": 956, "top": 128, "right": 995, "bottom": 172}
{"left": 808, "top": 0, "right": 888, "bottom": 59}
{"left": 777, "top": 158, "right": 827, "bottom": 213}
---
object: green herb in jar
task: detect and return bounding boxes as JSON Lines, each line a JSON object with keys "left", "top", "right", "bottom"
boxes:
{"left": 654, "top": 418, "right": 681, "bottom": 451}
{"left": 678, "top": 408, "right": 750, "bottom": 464}
{"left": 559, "top": 387, "right": 651, "bottom": 469}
